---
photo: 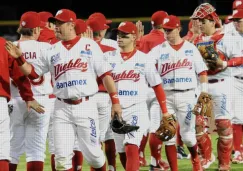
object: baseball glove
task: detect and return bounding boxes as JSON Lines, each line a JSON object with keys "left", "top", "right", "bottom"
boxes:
{"left": 110, "top": 114, "right": 139, "bottom": 134}
{"left": 198, "top": 45, "right": 219, "bottom": 70}
{"left": 193, "top": 92, "right": 213, "bottom": 117}
{"left": 155, "top": 114, "right": 177, "bottom": 141}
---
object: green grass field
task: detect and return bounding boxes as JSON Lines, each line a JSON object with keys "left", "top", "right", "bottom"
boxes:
{"left": 17, "top": 134, "right": 243, "bottom": 171}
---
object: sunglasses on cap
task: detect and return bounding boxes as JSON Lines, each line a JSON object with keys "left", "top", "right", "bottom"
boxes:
{"left": 117, "top": 32, "right": 130, "bottom": 38}
{"left": 232, "top": 18, "right": 243, "bottom": 23}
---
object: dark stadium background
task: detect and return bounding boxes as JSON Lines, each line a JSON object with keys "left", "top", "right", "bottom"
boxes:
{"left": 0, "top": 0, "right": 234, "bottom": 40}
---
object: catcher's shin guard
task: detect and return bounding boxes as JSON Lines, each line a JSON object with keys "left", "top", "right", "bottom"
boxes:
{"left": 196, "top": 133, "right": 212, "bottom": 161}
{"left": 215, "top": 119, "right": 233, "bottom": 169}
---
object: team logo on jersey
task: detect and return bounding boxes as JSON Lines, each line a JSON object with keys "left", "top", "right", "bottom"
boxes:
{"left": 184, "top": 50, "right": 193, "bottom": 56}
{"left": 110, "top": 63, "right": 116, "bottom": 69}
{"left": 118, "top": 90, "right": 138, "bottom": 96}
{"left": 51, "top": 53, "right": 61, "bottom": 64}
{"left": 80, "top": 50, "right": 92, "bottom": 57}
{"left": 54, "top": 58, "right": 88, "bottom": 80}
{"left": 134, "top": 63, "right": 145, "bottom": 74}
{"left": 160, "top": 59, "right": 192, "bottom": 76}
{"left": 160, "top": 53, "right": 169, "bottom": 61}
{"left": 111, "top": 70, "right": 140, "bottom": 82}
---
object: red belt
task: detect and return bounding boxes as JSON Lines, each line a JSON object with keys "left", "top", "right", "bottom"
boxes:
{"left": 49, "top": 94, "right": 56, "bottom": 98}
{"left": 235, "top": 76, "right": 243, "bottom": 80}
{"left": 208, "top": 79, "right": 224, "bottom": 84}
{"left": 57, "top": 97, "right": 89, "bottom": 105}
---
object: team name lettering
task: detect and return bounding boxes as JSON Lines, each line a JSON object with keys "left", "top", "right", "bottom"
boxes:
{"left": 23, "top": 52, "right": 36, "bottom": 59}
{"left": 112, "top": 70, "right": 140, "bottom": 82}
{"left": 160, "top": 59, "right": 192, "bottom": 76}
{"left": 56, "top": 79, "right": 87, "bottom": 89}
{"left": 89, "top": 118, "right": 97, "bottom": 138}
{"left": 118, "top": 90, "right": 138, "bottom": 96}
{"left": 163, "top": 77, "right": 192, "bottom": 84}
{"left": 54, "top": 59, "right": 88, "bottom": 80}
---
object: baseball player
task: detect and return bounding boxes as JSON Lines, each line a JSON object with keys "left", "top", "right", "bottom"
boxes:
{"left": 8, "top": 11, "right": 53, "bottom": 171}
{"left": 5, "top": 9, "right": 122, "bottom": 171}
{"left": 191, "top": 3, "right": 241, "bottom": 170}
{"left": 87, "top": 16, "right": 117, "bottom": 171}
{"left": 136, "top": 10, "right": 170, "bottom": 169}
{"left": 0, "top": 37, "right": 43, "bottom": 171}
{"left": 104, "top": 21, "right": 171, "bottom": 171}
{"left": 215, "top": 9, "right": 243, "bottom": 164}
{"left": 148, "top": 15, "right": 208, "bottom": 171}
{"left": 38, "top": 11, "right": 59, "bottom": 44}
{"left": 88, "top": 12, "right": 119, "bottom": 49}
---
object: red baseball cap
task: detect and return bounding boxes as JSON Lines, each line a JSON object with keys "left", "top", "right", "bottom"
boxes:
{"left": 114, "top": 21, "right": 137, "bottom": 34}
{"left": 233, "top": 0, "right": 243, "bottom": 10}
{"left": 39, "top": 11, "right": 53, "bottom": 22}
{"left": 86, "top": 16, "right": 109, "bottom": 32}
{"left": 20, "top": 11, "right": 41, "bottom": 29}
{"left": 151, "top": 11, "right": 168, "bottom": 26}
{"left": 75, "top": 19, "right": 87, "bottom": 35}
{"left": 88, "top": 12, "right": 112, "bottom": 24}
{"left": 232, "top": 9, "right": 243, "bottom": 18}
{"left": 48, "top": 9, "right": 76, "bottom": 23}
{"left": 162, "top": 15, "right": 181, "bottom": 29}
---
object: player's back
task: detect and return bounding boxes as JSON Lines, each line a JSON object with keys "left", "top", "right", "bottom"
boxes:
{"left": 11, "top": 40, "right": 53, "bottom": 97}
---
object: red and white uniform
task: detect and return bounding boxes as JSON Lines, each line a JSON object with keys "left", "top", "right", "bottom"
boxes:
{"left": 101, "top": 37, "right": 119, "bottom": 49}
{"left": 9, "top": 40, "right": 52, "bottom": 165}
{"left": 194, "top": 31, "right": 238, "bottom": 120}
{"left": 106, "top": 49, "right": 162, "bottom": 152}
{"left": 29, "top": 36, "right": 111, "bottom": 170}
{"left": 0, "top": 37, "right": 34, "bottom": 162}
{"left": 149, "top": 40, "right": 208, "bottom": 146}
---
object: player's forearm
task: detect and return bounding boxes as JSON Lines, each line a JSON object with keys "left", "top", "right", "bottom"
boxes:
{"left": 16, "top": 55, "right": 39, "bottom": 79}
{"left": 199, "top": 73, "right": 208, "bottom": 93}
{"left": 223, "top": 57, "right": 243, "bottom": 67}
{"left": 152, "top": 84, "right": 168, "bottom": 114}
{"left": 102, "top": 75, "right": 120, "bottom": 104}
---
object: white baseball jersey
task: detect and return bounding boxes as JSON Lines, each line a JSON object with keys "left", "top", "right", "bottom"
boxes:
{"left": 101, "top": 38, "right": 119, "bottom": 50}
{"left": 106, "top": 49, "right": 161, "bottom": 108}
{"left": 149, "top": 41, "right": 207, "bottom": 90}
{"left": 218, "top": 32, "right": 243, "bottom": 77}
{"left": 223, "top": 22, "right": 238, "bottom": 35}
{"left": 11, "top": 40, "right": 52, "bottom": 97}
{"left": 34, "top": 37, "right": 112, "bottom": 99}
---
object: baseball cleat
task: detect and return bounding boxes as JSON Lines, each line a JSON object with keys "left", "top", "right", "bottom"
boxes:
{"left": 139, "top": 156, "right": 148, "bottom": 167}
{"left": 177, "top": 145, "right": 189, "bottom": 159}
{"left": 232, "top": 151, "right": 243, "bottom": 164}
{"left": 201, "top": 153, "right": 215, "bottom": 169}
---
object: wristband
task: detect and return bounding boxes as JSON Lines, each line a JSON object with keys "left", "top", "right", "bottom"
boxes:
{"left": 109, "top": 92, "right": 120, "bottom": 104}
{"left": 16, "top": 55, "right": 26, "bottom": 66}
{"left": 201, "top": 82, "right": 208, "bottom": 93}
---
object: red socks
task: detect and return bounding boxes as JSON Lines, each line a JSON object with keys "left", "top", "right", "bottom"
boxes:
{"left": 165, "top": 145, "right": 178, "bottom": 171}
{"left": 232, "top": 124, "right": 243, "bottom": 151}
{"left": 73, "top": 151, "right": 83, "bottom": 171}
{"left": 105, "top": 139, "right": 116, "bottom": 171}
{"left": 27, "top": 161, "right": 44, "bottom": 171}
{"left": 9, "top": 163, "right": 17, "bottom": 171}
{"left": 0, "top": 160, "right": 9, "bottom": 171}
{"left": 176, "top": 125, "right": 184, "bottom": 147}
{"left": 149, "top": 133, "right": 162, "bottom": 165}
{"left": 125, "top": 144, "right": 139, "bottom": 171}
{"left": 139, "top": 134, "right": 149, "bottom": 157}
{"left": 51, "top": 154, "right": 56, "bottom": 171}
{"left": 90, "top": 163, "right": 106, "bottom": 171}
{"left": 118, "top": 153, "right": 126, "bottom": 169}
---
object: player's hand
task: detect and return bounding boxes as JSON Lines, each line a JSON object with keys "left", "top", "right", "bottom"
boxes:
{"left": 26, "top": 100, "right": 45, "bottom": 114}
{"left": 5, "top": 41, "right": 22, "bottom": 58}
{"left": 111, "top": 104, "right": 122, "bottom": 120}
{"left": 81, "top": 26, "right": 93, "bottom": 39}
{"left": 163, "top": 112, "right": 171, "bottom": 117}
{"left": 136, "top": 20, "right": 144, "bottom": 40}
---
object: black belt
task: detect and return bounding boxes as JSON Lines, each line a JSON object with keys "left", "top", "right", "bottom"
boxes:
{"left": 170, "top": 89, "right": 192, "bottom": 92}
{"left": 234, "top": 76, "right": 243, "bottom": 80}
{"left": 208, "top": 79, "right": 224, "bottom": 84}
{"left": 57, "top": 97, "right": 89, "bottom": 105}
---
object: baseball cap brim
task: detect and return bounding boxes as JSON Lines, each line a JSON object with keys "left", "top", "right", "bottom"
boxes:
{"left": 162, "top": 25, "right": 177, "bottom": 29}
{"left": 48, "top": 17, "right": 66, "bottom": 23}
{"left": 112, "top": 28, "right": 130, "bottom": 34}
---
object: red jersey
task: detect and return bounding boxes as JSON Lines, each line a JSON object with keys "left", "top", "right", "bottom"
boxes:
{"left": 0, "top": 37, "right": 34, "bottom": 102}
{"left": 96, "top": 41, "right": 116, "bottom": 92}
{"left": 38, "top": 26, "right": 59, "bottom": 45}
{"left": 138, "top": 29, "right": 166, "bottom": 53}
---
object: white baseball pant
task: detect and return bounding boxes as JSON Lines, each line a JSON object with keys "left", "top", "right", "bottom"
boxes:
{"left": 53, "top": 96, "right": 105, "bottom": 170}
{"left": 9, "top": 95, "right": 51, "bottom": 164}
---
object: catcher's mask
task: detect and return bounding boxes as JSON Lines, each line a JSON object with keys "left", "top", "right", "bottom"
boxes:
{"left": 190, "top": 3, "right": 221, "bottom": 28}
